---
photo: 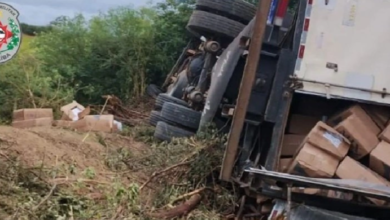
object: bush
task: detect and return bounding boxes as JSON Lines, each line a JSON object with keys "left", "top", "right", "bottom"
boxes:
{"left": 33, "top": 3, "right": 192, "bottom": 105}
{"left": 0, "top": 1, "right": 193, "bottom": 121}
{"left": 0, "top": 40, "right": 74, "bottom": 121}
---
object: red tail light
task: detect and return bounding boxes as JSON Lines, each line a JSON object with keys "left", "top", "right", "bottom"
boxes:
{"left": 274, "top": 0, "right": 290, "bottom": 26}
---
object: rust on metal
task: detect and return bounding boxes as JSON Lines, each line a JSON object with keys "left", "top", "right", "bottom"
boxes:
{"left": 220, "top": 0, "right": 273, "bottom": 181}
{"left": 291, "top": 75, "right": 390, "bottom": 96}
{"left": 162, "top": 41, "right": 192, "bottom": 89}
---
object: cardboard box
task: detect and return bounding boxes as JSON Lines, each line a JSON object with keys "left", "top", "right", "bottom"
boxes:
{"left": 53, "top": 120, "right": 73, "bottom": 127}
{"left": 71, "top": 115, "right": 114, "bottom": 132}
{"left": 13, "top": 108, "right": 53, "bottom": 121}
{"left": 287, "top": 122, "right": 350, "bottom": 178}
{"left": 113, "top": 120, "right": 123, "bottom": 132}
{"left": 287, "top": 114, "right": 320, "bottom": 134}
{"left": 278, "top": 158, "right": 292, "bottom": 172}
{"left": 336, "top": 156, "right": 389, "bottom": 205}
{"left": 281, "top": 135, "right": 305, "bottom": 157}
{"left": 370, "top": 141, "right": 390, "bottom": 180}
{"left": 55, "top": 116, "right": 119, "bottom": 132}
{"left": 287, "top": 143, "right": 340, "bottom": 178}
{"left": 60, "top": 101, "right": 86, "bottom": 121}
{"left": 335, "top": 114, "right": 379, "bottom": 159}
{"left": 327, "top": 105, "right": 380, "bottom": 135}
{"left": 379, "top": 124, "right": 390, "bottom": 143}
{"left": 326, "top": 190, "right": 354, "bottom": 201}
{"left": 292, "top": 187, "right": 321, "bottom": 195}
{"left": 12, "top": 117, "right": 53, "bottom": 128}
{"left": 292, "top": 187, "right": 353, "bottom": 200}
{"left": 305, "top": 122, "right": 350, "bottom": 159}
{"left": 364, "top": 105, "right": 390, "bottom": 130}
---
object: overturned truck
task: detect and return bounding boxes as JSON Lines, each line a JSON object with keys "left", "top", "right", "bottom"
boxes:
{"left": 149, "top": 0, "right": 390, "bottom": 219}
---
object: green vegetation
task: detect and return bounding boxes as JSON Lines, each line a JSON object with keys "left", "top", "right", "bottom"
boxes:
{"left": 0, "top": 1, "right": 303, "bottom": 217}
{"left": 20, "top": 34, "right": 34, "bottom": 52}
{"left": 2, "top": 0, "right": 299, "bottom": 122}
{"left": 20, "top": 23, "right": 51, "bottom": 36}
{"left": 1, "top": 0, "right": 194, "bottom": 121}
{"left": 0, "top": 125, "right": 231, "bottom": 219}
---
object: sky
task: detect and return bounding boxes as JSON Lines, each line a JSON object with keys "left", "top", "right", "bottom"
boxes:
{"left": 2, "top": 0, "right": 161, "bottom": 25}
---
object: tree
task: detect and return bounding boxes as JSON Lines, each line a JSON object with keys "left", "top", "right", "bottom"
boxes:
{"left": 29, "top": 0, "right": 194, "bottom": 105}
{"left": 20, "top": 23, "right": 51, "bottom": 36}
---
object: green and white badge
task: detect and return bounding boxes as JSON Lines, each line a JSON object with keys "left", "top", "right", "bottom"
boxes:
{"left": 0, "top": 3, "right": 21, "bottom": 64}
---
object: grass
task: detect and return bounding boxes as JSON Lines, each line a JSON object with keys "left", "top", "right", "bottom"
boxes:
{"left": 20, "top": 34, "right": 34, "bottom": 52}
{"left": 0, "top": 125, "right": 236, "bottom": 219}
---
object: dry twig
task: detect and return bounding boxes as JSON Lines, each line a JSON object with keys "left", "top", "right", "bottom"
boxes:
{"left": 110, "top": 206, "right": 124, "bottom": 220}
{"left": 148, "top": 194, "right": 203, "bottom": 219}
{"left": 169, "top": 187, "right": 212, "bottom": 206}
{"left": 33, "top": 184, "right": 57, "bottom": 211}
{"left": 140, "top": 160, "right": 193, "bottom": 190}
{"left": 50, "top": 178, "right": 111, "bottom": 185}
{"left": 91, "top": 95, "right": 148, "bottom": 126}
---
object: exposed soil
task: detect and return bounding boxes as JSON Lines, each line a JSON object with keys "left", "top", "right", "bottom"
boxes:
{"left": 0, "top": 126, "right": 148, "bottom": 182}
{"left": 0, "top": 124, "right": 230, "bottom": 219}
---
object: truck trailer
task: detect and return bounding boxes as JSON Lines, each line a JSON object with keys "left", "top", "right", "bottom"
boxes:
{"left": 148, "top": 0, "right": 390, "bottom": 218}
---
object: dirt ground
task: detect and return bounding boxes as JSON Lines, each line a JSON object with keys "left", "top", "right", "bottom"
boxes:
{"left": 0, "top": 124, "right": 228, "bottom": 219}
{"left": 0, "top": 126, "right": 148, "bottom": 181}
{"left": 0, "top": 125, "right": 154, "bottom": 219}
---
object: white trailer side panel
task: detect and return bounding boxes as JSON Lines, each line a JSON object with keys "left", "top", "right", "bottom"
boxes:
{"left": 294, "top": 0, "right": 390, "bottom": 104}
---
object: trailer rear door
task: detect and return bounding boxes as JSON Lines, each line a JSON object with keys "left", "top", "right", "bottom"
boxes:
{"left": 294, "top": 0, "right": 390, "bottom": 104}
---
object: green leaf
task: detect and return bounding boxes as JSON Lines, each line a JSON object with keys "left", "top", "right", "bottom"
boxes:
{"left": 7, "top": 43, "right": 14, "bottom": 50}
{"left": 12, "top": 37, "right": 19, "bottom": 44}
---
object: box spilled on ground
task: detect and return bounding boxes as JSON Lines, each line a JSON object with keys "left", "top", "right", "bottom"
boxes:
{"left": 12, "top": 108, "right": 53, "bottom": 128}
{"left": 12, "top": 101, "right": 122, "bottom": 132}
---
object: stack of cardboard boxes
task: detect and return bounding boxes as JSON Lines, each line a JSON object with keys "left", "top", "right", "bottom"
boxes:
{"left": 279, "top": 114, "right": 321, "bottom": 172}
{"left": 11, "top": 101, "right": 122, "bottom": 132}
{"left": 280, "top": 105, "right": 390, "bottom": 205}
{"left": 55, "top": 101, "right": 121, "bottom": 132}
{"left": 12, "top": 109, "right": 53, "bottom": 128}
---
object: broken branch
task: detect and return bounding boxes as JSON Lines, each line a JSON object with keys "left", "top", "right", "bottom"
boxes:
{"left": 33, "top": 184, "right": 57, "bottom": 211}
{"left": 169, "top": 187, "right": 212, "bottom": 206}
{"left": 140, "top": 160, "right": 193, "bottom": 190}
{"left": 148, "top": 194, "right": 202, "bottom": 219}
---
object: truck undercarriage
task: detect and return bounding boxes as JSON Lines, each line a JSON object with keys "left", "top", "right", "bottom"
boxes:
{"left": 148, "top": 0, "right": 390, "bottom": 218}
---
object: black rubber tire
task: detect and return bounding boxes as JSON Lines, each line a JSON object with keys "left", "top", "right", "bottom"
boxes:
{"left": 146, "top": 84, "right": 162, "bottom": 98}
{"left": 154, "top": 121, "right": 195, "bottom": 142}
{"left": 186, "top": 10, "right": 245, "bottom": 39}
{"left": 149, "top": 110, "right": 166, "bottom": 126}
{"left": 155, "top": 93, "right": 188, "bottom": 110}
{"left": 196, "top": 0, "right": 256, "bottom": 23}
{"left": 161, "top": 102, "right": 201, "bottom": 130}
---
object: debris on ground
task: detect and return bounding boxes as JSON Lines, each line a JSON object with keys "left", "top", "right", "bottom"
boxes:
{"left": 99, "top": 95, "right": 149, "bottom": 126}
{"left": 10, "top": 95, "right": 150, "bottom": 132}
{"left": 0, "top": 122, "right": 234, "bottom": 219}
{"left": 60, "top": 101, "right": 87, "bottom": 121}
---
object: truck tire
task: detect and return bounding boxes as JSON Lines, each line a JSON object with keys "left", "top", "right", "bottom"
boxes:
{"left": 149, "top": 111, "right": 167, "bottom": 126}
{"left": 155, "top": 93, "right": 188, "bottom": 110}
{"left": 196, "top": 0, "right": 256, "bottom": 23}
{"left": 154, "top": 121, "right": 195, "bottom": 142}
{"left": 187, "top": 10, "right": 245, "bottom": 39}
{"left": 146, "top": 84, "right": 162, "bottom": 98}
{"left": 161, "top": 102, "right": 201, "bottom": 130}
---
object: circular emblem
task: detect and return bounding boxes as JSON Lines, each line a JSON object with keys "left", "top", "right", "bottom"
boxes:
{"left": 0, "top": 3, "right": 21, "bottom": 64}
